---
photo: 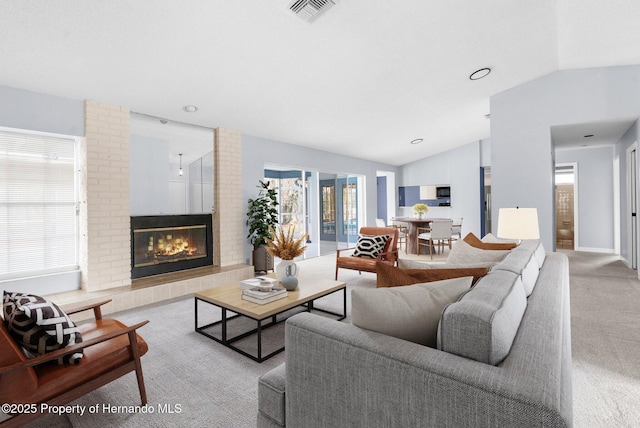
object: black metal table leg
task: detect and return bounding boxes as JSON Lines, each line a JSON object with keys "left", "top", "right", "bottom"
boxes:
{"left": 221, "top": 307, "right": 227, "bottom": 342}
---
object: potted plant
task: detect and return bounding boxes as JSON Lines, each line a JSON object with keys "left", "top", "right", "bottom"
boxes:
{"left": 246, "top": 180, "right": 279, "bottom": 272}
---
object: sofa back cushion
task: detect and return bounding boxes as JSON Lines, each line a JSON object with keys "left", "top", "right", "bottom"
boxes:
{"left": 492, "top": 250, "right": 540, "bottom": 296}
{"left": 352, "top": 276, "right": 472, "bottom": 348}
{"left": 438, "top": 270, "right": 527, "bottom": 365}
{"left": 446, "top": 238, "right": 511, "bottom": 266}
{"left": 516, "top": 239, "right": 546, "bottom": 268}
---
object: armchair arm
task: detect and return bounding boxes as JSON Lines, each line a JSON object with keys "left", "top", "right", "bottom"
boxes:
{"left": 65, "top": 299, "right": 112, "bottom": 320}
{"left": 377, "top": 248, "right": 399, "bottom": 263}
{"left": 336, "top": 247, "right": 357, "bottom": 257}
{"left": 0, "top": 320, "right": 149, "bottom": 374}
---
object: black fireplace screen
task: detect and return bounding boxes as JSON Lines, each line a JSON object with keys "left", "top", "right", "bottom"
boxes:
{"left": 131, "top": 215, "right": 213, "bottom": 278}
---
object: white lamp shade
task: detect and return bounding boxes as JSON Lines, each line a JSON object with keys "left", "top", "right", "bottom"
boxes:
{"left": 497, "top": 208, "right": 540, "bottom": 240}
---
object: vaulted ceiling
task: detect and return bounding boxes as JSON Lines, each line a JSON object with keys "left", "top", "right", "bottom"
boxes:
{"left": 1, "top": 1, "right": 639, "bottom": 166}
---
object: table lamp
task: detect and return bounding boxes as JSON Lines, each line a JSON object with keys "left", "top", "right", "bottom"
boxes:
{"left": 497, "top": 207, "right": 540, "bottom": 240}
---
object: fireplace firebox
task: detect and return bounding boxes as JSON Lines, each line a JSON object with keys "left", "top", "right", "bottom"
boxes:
{"left": 131, "top": 215, "right": 213, "bottom": 279}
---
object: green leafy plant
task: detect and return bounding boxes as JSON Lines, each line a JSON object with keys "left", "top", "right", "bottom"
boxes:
{"left": 246, "top": 180, "right": 279, "bottom": 249}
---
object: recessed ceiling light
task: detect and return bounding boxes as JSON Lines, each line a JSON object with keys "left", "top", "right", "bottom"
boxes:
{"left": 183, "top": 105, "right": 199, "bottom": 113}
{"left": 410, "top": 138, "right": 424, "bottom": 145}
{"left": 583, "top": 134, "right": 594, "bottom": 138}
{"left": 484, "top": 113, "right": 491, "bottom": 119}
{"left": 159, "top": 119, "right": 168, "bottom": 124}
{"left": 470, "top": 68, "right": 491, "bottom": 81}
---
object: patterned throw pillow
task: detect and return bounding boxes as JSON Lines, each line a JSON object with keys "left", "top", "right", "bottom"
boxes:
{"left": 3, "top": 291, "right": 83, "bottom": 365}
{"left": 353, "top": 234, "right": 389, "bottom": 259}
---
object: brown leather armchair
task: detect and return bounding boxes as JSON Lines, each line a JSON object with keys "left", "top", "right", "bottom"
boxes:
{"left": 335, "top": 226, "right": 399, "bottom": 280}
{"left": 0, "top": 300, "right": 148, "bottom": 427}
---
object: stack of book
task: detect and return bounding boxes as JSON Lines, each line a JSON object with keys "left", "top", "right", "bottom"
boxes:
{"left": 239, "top": 276, "right": 278, "bottom": 290}
{"left": 241, "top": 285, "right": 287, "bottom": 304}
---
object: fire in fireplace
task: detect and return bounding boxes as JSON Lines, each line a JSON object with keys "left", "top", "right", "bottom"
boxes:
{"left": 131, "top": 215, "right": 213, "bottom": 279}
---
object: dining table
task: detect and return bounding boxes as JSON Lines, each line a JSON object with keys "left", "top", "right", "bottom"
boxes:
{"left": 391, "top": 216, "right": 451, "bottom": 255}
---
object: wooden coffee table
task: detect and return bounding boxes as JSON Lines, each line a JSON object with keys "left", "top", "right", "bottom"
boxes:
{"left": 194, "top": 276, "right": 346, "bottom": 362}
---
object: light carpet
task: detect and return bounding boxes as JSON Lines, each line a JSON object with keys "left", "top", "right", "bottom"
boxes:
{"left": 18, "top": 250, "right": 640, "bottom": 427}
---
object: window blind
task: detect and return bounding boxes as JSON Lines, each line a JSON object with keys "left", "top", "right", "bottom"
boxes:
{"left": 0, "top": 129, "right": 78, "bottom": 279}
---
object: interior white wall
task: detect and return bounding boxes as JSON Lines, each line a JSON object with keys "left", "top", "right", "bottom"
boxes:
{"left": 0, "top": 85, "right": 84, "bottom": 136}
{"left": 398, "top": 141, "right": 482, "bottom": 238}
{"left": 242, "top": 134, "right": 399, "bottom": 265}
{"left": 555, "top": 146, "right": 615, "bottom": 252}
{"left": 491, "top": 65, "right": 640, "bottom": 251}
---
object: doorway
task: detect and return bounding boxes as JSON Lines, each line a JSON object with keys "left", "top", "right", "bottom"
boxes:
{"left": 319, "top": 174, "right": 360, "bottom": 254}
{"left": 626, "top": 143, "right": 638, "bottom": 269}
{"left": 555, "top": 163, "right": 577, "bottom": 250}
{"left": 480, "top": 167, "right": 492, "bottom": 236}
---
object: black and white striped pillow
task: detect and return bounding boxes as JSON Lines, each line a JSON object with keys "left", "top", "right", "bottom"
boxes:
{"left": 353, "top": 234, "right": 390, "bottom": 259}
{"left": 3, "top": 291, "right": 83, "bottom": 365}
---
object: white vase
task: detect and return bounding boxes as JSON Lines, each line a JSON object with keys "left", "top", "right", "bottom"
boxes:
{"left": 276, "top": 260, "right": 298, "bottom": 282}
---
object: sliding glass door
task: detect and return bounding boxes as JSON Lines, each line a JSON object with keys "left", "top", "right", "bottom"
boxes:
{"left": 319, "top": 174, "right": 360, "bottom": 254}
{"left": 265, "top": 166, "right": 363, "bottom": 258}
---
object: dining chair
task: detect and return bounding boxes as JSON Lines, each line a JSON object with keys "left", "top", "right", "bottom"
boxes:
{"left": 451, "top": 217, "right": 463, "bottom": 240}
{"left": 417, "top": 219, "right": 454, "bottom": 259}
{"left": 392, "top": 223, "right": 408, "bottom": 253}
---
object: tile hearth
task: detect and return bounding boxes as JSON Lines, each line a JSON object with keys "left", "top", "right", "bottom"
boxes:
{"left": 45, "top": 264, "right": 254, "bottom": 322}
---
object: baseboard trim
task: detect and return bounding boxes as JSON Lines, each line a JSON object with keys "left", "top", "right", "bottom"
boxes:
{"left": 575, "top": 246, "right": 616, "bottom": 254}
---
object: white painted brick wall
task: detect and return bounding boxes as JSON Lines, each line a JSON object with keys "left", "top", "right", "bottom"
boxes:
{"left": 214, "top": 128, "right": 244, "bottom": 266}
{"left": 79, "top": 100, "right": 131, "bottom": 292}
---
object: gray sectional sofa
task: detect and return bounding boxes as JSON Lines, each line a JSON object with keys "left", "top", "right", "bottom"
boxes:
{"left": 257, "top": 240, "right": 572, "bottom": 427}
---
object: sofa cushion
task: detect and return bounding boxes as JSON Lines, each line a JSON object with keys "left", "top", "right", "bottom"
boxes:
{"left": 516, "top": 239, "right": 546, "bottom": 268}
{"left": 3, "top": 291, "right": 83, "bottom": 365}
{"left": 352, "top": 234, "right": 389, "bottom": 258}
{"left": 376, "top": 262, "right": 488, "bottom": 288}
{"left": 464, "top": 232, "right": 518, "bottom": 250}
{"left": 438, "top": 270, "right": 527, "bottom": 365}
{"left": 258, "top": 363, "right": 286, "bottom": 427}
{"left": 492, "top": 249, "right": 540, "bottom": 296}
{"left": 446, "top": 238, "right": 511, "bottom": 266}
{"left": 352, "top": 276, "right": 472, "bottom": 348}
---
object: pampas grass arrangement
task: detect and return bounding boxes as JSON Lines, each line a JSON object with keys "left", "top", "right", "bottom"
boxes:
{"left": 265, "top": 226, "right": 308, "bottom": 260}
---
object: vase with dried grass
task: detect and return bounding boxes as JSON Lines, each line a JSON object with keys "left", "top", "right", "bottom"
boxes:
{"left": 265, "top": 226, "right": 308, "bottom": 288}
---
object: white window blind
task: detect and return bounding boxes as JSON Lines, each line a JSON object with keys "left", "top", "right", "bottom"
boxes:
{"left": 0, "top": 128, "right": 78, "bottom": 279}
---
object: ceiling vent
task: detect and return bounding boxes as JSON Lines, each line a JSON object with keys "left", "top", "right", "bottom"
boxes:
{"left": 289, "top": 0, "right": 335, "bottom": 23}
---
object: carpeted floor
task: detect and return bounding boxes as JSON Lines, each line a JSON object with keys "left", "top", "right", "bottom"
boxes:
{"left": 16, "top": 250, "right": 640, "bottom": 427}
